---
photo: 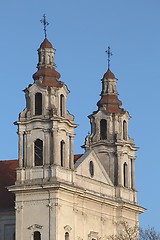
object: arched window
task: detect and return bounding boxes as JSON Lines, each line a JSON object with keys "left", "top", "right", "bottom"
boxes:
{"left": 123, "top": 120, "right": 127, "bottom": 140}
{"left": 65, "top": 232, "right": 69, "bottom": 240}
{"left": 100, "top": 119, "right": 107, "bottom": 140}
{"left": 34, "top": 139, "right": 43, "bottom": 166}
{"left": 60, "top": 94, "right": 65, "bottom": 117}
{"left": 34, "top": 231, "right": 41, "bottom": 240}
{"left": 123, "top": 162, "right": 128, "bottom": 187}
{"left": 35, "top": 93, "right": 42, "bottom": 115}
{"left": 60, "top": 140, "right": 65, "bottom": 167}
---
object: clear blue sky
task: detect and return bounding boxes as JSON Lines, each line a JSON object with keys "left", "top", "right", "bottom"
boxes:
{"left": 0, "top": 0, "right": 160, "bottom": 230}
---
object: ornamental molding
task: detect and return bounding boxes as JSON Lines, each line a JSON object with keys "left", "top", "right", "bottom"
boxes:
{"left": 28, "top": 224, "right": 43, "bottom": 231}
{"left": 77, "top": 237, "right": 83, "bottom": 240}
{"left": 88, "top": 231, "right": 99, "bottom": 240}
{"left": 64, "top": 225, "right": 72, "bottom": 233}
{"left": 15, "top": 205, "right": 23, "bottom": 213}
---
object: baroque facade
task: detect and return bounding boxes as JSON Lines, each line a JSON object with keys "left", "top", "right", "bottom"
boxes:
{"left": 0, "top": 34, "right": 144, "bottom": 240}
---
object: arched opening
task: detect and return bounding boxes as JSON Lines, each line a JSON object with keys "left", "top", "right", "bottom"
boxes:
{"left": 60, "top": 140, "right": 65, "bottom": 167}
{"left": 34, "top": 231, "right": 41, "bottom": 240}
{"left": 34, "top": 139, "right": 43, "bottom": 166}
{"left": 65, "top": 232, "right": 69, "bottom": 240}
{"left": 35, "top": 93, "right": 42, "bottom": 115}
{"left": 123, "top": 162, "right": 128, "bottom": 187}
{"left": 100, "top": 119, "right": 107, "bottom": 140}
{"left": 60, "top": 94, "right": 65, "bottom": 117}
{"left": 123, "top": 120, "right": 127, "bottom": 140}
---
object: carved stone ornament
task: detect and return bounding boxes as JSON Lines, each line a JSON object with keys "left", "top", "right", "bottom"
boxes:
{"left": 28, "top": 224, "right": 43, "bottom": 231}
{"left": 64, "top": 225, "right": 72, "bottom": 233}
{"left": 15, "top": 205, "right": 23, "bottom": 213}
{"left": 77, "top": 237, "right": 83, "bottom": 240}
{"left": 88, "top": 231, "right": 99, "bottom": 240}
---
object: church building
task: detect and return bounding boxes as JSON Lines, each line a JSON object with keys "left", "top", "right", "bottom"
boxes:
{"left": 0, "top": 17, "right": 144, "bottom": 240}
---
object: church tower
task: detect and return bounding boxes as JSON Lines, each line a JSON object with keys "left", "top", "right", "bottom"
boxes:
{"left": 83, "top": 47, "right": 137, "bottom": 196}
{"left": 10, "top": 16, "right": 78, "bottom": 240}
{"left": 16, "top": 37, "right": 77, "bottom": 176}
{"left": 9, "top": 20, "right": 144, "bottom": 240}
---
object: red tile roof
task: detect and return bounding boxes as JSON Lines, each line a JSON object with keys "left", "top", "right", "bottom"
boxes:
{"left": 74, "top": 154, "right": 83, "bottom": 163}
{"left": 0, "top": 156, "right": 83, "bottom": 209}
{"left": 40, "top": 38, "right": 53, "bottom": 49}
{"left": 103, "top": 68, "right": 115, "bottom": 79}
{"left": 97, "top": 94, "right": 124, "bottom": 113}
{"left": 0, "top": 160, "right": 18, "bottom": 209}
{"left": 33, "top": 67, "right": 62, "bottom": 87}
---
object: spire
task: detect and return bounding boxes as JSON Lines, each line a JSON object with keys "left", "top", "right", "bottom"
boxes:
{"left": 37, "top": 15, "right": 55, "bottom": 70}
{"left": 32, "top": 16, "right": 61, "bottom": 87}
{"left": 104, "top": 46, "right": 115, "bottom": 79}
{"left": 97, "top": 49, "right": 123, "bottom": 113}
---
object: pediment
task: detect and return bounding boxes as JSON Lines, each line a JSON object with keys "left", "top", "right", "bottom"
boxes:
{"left": 27, "top": 81, "right": 46, "bottom": 93}
{"left": 75, "top": 150, "right": 113, "bottom": 186}
{"left": 28, "top": 224, "right": 43, "bottom": 230}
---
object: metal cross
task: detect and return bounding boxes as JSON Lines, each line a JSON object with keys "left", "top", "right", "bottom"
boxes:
{"left": 105, "top": 46, "right": 113, "bottom": 69}
{"left": 40, "top": 14, "right": 49, "bottom": 38}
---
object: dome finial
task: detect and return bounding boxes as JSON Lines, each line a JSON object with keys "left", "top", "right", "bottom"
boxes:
{"left": 40, "top": 14, "right": 49, "bottom": 38}
{"left": 105, "top": 46, "right": 113, "bottom": 70}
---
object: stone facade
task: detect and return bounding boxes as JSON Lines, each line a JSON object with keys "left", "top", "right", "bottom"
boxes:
{"left": 5, "top": 37, "right": 145, "bottom": 240}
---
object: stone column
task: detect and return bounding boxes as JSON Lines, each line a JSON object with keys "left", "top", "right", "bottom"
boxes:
{"left": 50, "top": 130, "right": 53, "bottom": 164}
{"left": 30, "top": 141, "right": 34, "bottom": 167}
{"left": 117, "top": 152, "right": 122, "bottom": 186}
{"left": 23, "top": 133, "right": 27, "bottom": 167}
{"left": 26, "top": 131, "right": 31, "bottom": 167}
{"left": 53, "top": 128, "right": 59, "bottom": 165}
{"left": 18, "top": 132, "right": 23, "bottom": 168}
{"left": 44, "top": 130, "right": 50, "bottom": 165}
{"left": 70, "top": 135, "right": 74, "bottom": 170}
{"left": 131, "top": 158, "right": 136, "bottom": 189}
{"left": 65, "top": 133, "right": 69, "bottom": 168}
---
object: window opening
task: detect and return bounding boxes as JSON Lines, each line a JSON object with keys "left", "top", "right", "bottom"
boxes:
{"left": 123, "top": 120, "right": 127, "bottom": 140}
{"left": 35, "top": 93, "right": 42, "bottom": 115}
{"left": 60, "top": 140, "right": 65, "bottom": 167}
{"left": 34, "top": 231, "right": 41, "bottom": 240}
{"left": 60, "top": 94, "right": 65, "bottom": 117}
{"left": 123, "top": 162, "right": 128, "bottom": 187}
{"left": 35, "top": 139, "right": 43, "bottom": 166}
{"left": 65, "top": 232, "right": 69, "bottom": 240}
{"left": 89, "top": 161, "right": 94, "bottom": 177}
{"left": 100, "top": 119, "right": 107, "bottom": 140}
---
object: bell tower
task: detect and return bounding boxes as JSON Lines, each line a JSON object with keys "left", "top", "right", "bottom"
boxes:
{"left": 11, "top": 16, "right": 77, "bottom": 239}
{"left": 83, "top": 47, "right": 137, "bottom": 200}
{"left": 16, "top": 37, "right": 77, "bottom": 182}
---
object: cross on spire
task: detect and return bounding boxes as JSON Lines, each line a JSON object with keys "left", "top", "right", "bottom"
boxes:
{"left": 105, "top": 46, "right": 113, "bottom": 70}
{"left": 40, "top": 14, "right": 49, "bottom": 39}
